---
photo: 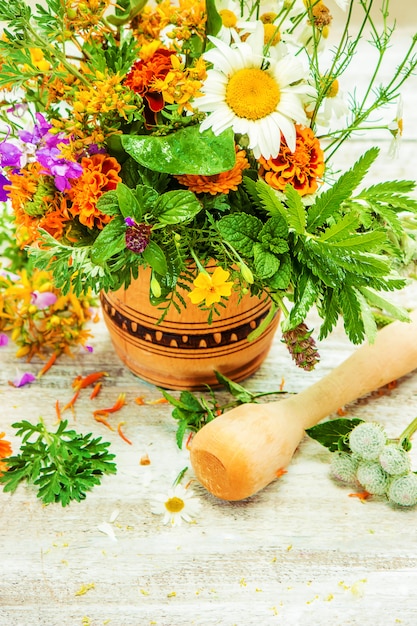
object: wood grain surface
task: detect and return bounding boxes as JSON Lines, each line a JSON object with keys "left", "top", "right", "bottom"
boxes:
{"left": 1, "top": 15, "right": 417, "bottom": 626}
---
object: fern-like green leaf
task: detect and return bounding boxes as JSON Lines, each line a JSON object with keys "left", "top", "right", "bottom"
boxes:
{"left": 284, "top": 184, "right": 307, "bottom": 234}
{"left": 307, "top": 147, "right": 380, "bottom": 231}
{"left": 339, "top": 287, "right": 365, "bottom": 344}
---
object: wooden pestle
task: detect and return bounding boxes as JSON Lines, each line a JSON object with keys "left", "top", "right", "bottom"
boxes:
{"left": 190, "top": 309, "right": 417, "bottom": 501}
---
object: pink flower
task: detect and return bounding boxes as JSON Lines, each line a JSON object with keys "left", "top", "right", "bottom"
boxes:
{"left": 13, "top": 371, "right": 36, "bottom": 387}
{"left": 30, "top": 290, "right": 57, "bottom": 309}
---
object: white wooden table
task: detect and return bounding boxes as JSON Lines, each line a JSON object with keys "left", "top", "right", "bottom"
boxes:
{"left": 2, "top": 16, "right": 417, "bottom": 626}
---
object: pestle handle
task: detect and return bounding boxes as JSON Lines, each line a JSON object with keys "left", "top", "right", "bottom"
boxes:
{"left": 190, "top": 310, "right": 417, "bottom": 501}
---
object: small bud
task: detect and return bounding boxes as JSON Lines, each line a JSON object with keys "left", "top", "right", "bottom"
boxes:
{"left": 378, "top": 444, "right": 411, "bottom": 476}
{"left": 356, "top": 461, "right": 389, "bottom": 496}
{"left": 239, "top": 262, "right": 254, "bottom": 284}
{"left": 329, "top": 452, "right": 359, "bottom": 485}
{"left": 150, "top": 274, "right": 161, "bottom": 298}
{"left": 388, "top": 473, "right": 417, "bottom": 507}
{"left": 348, "top": 422, "right": 387, "bottom": 461}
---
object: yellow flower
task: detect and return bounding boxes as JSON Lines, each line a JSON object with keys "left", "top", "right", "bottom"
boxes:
{"left": 29, "top": 48, "right": 51, "bottom": 72}
{"left": 189, "top": 267, "right": 233, "bottom": 307}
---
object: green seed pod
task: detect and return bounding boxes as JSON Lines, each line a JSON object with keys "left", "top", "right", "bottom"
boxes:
{"left": 329, "top": 452, "right": 359, "bottom": 485}
{"left": 239, "top": 262, "right": 254, "bottom": 284}
{"left": 348, "top": 422, "right": 387, "bottom": 461}
{"left": 388, "top": 473, "right": 417, "bottom": 507}
{"left": 356, "top": 461, "right": 389, "bottom": 496}
{"left": 379, "top": 444, "right": 411, "bottom": 476}
{"left": 150, "top": 274, "right": 162, "bottom": 298}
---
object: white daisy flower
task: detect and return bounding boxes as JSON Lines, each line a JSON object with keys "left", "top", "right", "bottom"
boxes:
{"left": 150, "top": 483, "right": 201, "bottom": 527}
{"left": 214, "top": 0, "right": 258, "bottom": 43}
{"left": 197, "top": 22, "right": 313, "bottom": 159}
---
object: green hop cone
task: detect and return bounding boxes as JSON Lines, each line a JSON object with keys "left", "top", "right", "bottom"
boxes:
{"left": 387, "top": 473, "right": 417, "bottom": 507}
{"left": 356, "top": 461, "right": 389, "bottom": 496}
{"left": 329, "top": 452, "right": 359, "bottom": 485}
{"left": 378, "top": 444, "right": 411, "bottom": 476}
{"left": 348, "top": 422, "right": 387, "bottom": 461}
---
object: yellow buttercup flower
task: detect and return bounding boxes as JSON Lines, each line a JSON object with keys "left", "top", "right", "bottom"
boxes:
{"left": 189, "top": 267, "right": 233, "bottom": 307}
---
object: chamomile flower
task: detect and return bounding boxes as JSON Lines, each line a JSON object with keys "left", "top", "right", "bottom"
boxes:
{"left": 215, "top": 0, "right": 257, "bottom": 43}
{"left": 197, "top": 22, "right": 312, "bottom": 159}
{"left": 150, "top": 483, "right": 201, "bottom": 527}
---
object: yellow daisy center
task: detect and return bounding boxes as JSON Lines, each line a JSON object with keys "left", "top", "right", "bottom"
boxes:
{"left": 327, "top": 78, "right": 339, "bottom": 98}
{"left": 226, "top": 68, "right": 280, "bottom": 121}
{"left": 165, "top": 496, "right": 185, "bottom": 513}
{"left": 219, "top": 9, "right": 237, "bottom": 28}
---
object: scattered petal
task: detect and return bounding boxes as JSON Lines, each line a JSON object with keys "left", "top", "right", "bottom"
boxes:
{"left": 97, "top": 522, "right": 117, "bottom": 542}
{"left": 12, "top": 371, "right": 36, "bottom": 387}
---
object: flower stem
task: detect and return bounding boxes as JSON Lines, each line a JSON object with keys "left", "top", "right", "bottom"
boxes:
{"left": 399, "top": 416, "right": 417, "bottom": 448}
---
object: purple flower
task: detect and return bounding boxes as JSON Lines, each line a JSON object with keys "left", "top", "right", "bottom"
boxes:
{"left": 36, "top": 147, "right": 83, "bottom": 191}
{"left": 30, "top": 290, "right": 57, "bottom": 309}
{"left": 0, "top": 268, "right": 20, "bottom": 281}
{"left": 125, "top": 221, "right": 152, "bottom": 254}
{"left": 19, "top": 114, "right": 51, "bottom": 145}
{"left": 0, "top": 172, "right": 10, "bottom": 201}
{"left": 13, "top": 371, "right": 36, "bottom": 387}
{"left": 0, "top": 333, "right": 9, "bottom": 347}
{"left": 0, "top": 140, "right": 22, "bottom": 168}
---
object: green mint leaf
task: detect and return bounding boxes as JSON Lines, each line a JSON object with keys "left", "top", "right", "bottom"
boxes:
{"left": 268, "top": 253, "right": 292, "bottom": 290}
{"left": 260, "top": 215, "right": 289, "bottom": 253}
{"left": 306, "top": 418, "right": 364, "bottom": 452}
{"left": 153, "top": 190, "right": 202, "bottom": 225}
{"left": 116, "top": 182, "right": 142, "bottom": 220}
{"left": 121, "top": 127, "right": 236, "bottom": 175}
{"left": 253, "top": 243, "right": 280, "bottom": 279}
{"left": 90, "top": 217, "right": 126, "bottom": 264}
{"left": 142, "top": 240, "right": 168, "bottom": 275}
{"left": 96, "top": 190, "right": 120, "bottom": 216}
{"left": 217, "top": 213, "right": 263, "bottom": 256}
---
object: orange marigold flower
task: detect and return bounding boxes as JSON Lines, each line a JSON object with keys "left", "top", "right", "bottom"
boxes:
{"left": 0, "top": 432, "right": 12, "bottom": 475}
{"left": 175, "top": 147, "right": 250, "bottom": 195}
{"left": 6, "top": 163, "right": 72, "bottom": 246}
{"left": 65, "top": 153, "right": 121, "bottom": 229}
{"left": 259, "top": 125, "right": 325, "bottom": 197}
{"left": 124, "top": 46, "right": 177, "bottom": 125}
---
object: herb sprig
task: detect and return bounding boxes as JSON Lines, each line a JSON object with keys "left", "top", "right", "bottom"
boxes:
{"left": 0, "top": 418, "right": 117, "bottom": 506}
{"left": 161, "top": 371, "right": 289, "bottom": 448}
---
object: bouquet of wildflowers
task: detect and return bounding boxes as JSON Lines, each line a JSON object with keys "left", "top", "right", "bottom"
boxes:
{"left": 1, "top": 0, "right": 417, "bottom": 368}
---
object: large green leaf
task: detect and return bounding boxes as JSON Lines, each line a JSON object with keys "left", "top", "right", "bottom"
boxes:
{"left": 153, "top": 190, "right": 202, "bottom": 225}
{"left": 90, "top": 217, "right": 126, "bottom": 264}
{"left": 306, "top": 418, "right": 364, "bottom": 452}
{"left": 217, "top": 213, "right": 263, "bottom": 256}
{"left": 121, "top": 127, "right": 236, "bottom": 175}
{"left": 116, "top": 182, "right": 142, "bottom": 220}
{"left": 142, "top": 240, "right": 167, "bottom": 275}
